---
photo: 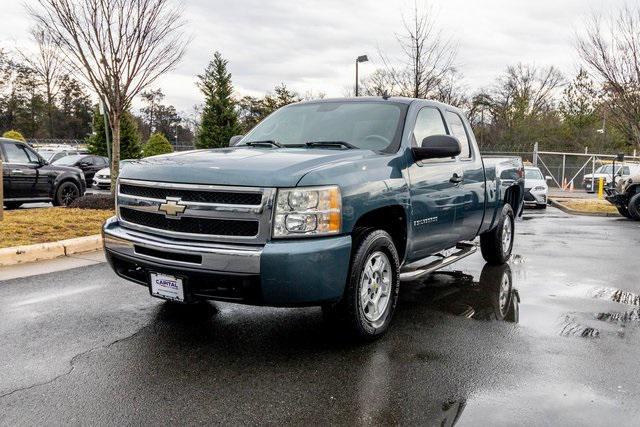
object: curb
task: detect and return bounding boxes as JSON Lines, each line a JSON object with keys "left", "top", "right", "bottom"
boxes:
{"left": 548, "top": 198, "right": 621, "bottom": 218}
{"left": 0, "top": 234, "right": 103, "bottom": 267}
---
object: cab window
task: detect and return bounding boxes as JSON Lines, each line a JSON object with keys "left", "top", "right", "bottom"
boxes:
{"left": 413, "top": 107, "right": 447, "bottom": 147}
{"left": 445, "top": 111, "right": 471, "bottom": 159}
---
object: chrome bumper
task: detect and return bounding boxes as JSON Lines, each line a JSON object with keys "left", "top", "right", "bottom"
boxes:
{"left": 102, "top": 217, "right": 262, "bottom": 274}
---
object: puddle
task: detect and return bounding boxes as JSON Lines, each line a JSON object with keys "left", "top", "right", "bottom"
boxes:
{"left": 591, "top": 288, "right": 640, "bottom": 306}
{"left": 595, "top": 309, "right": 640, "bottom": 324}
{"left": 558, "top": 315, "right": 600, "bottom": 338}
{"left": 420, "top": 264, "right": 520, "bottom": 324}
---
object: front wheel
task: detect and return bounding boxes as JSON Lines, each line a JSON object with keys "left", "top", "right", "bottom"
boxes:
{"left": 480, "top": 204, "right": 515, "bottom": 265}
{"left": 322, "top": 229, "right": 400, "bottom": 340}
{"left": 53, "top": 181, "right": 80, "bottom": 206}
{"left": 616, "top": 205, "right": 633, "bottom": 219}
{"left": 628, "top": 193, "right": 640, "bottom": 221}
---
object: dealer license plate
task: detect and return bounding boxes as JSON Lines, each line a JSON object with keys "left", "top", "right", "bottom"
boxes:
{"left": 150, "top": 273, "right": 185, "bottom": 302}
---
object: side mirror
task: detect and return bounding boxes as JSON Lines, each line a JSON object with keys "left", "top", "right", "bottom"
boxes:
{"left": 229, "top": 135, "right": 244, "bottom": 146}
{"left": 411, "top": 135, "right": 461, "bottom": 161}
{"left": 545, "top": 176, "right": 553, "bottom": 181}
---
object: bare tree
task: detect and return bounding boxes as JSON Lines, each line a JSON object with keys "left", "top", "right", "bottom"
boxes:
{"left": 380, "top": 0, "right": 458, "bottom": 99}
{"left": 18, "top": 27, "right": 63, "bottom": 137}
{"left": 577, "top": 5, "right": 640, "bottom": 148}
{"left": 28, "top": 0, "right": 188, "bottom": 189}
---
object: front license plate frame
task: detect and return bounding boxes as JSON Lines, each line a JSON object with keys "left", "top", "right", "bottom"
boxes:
{"left": 149, "top": 272, "right": 185, "bottom": 302}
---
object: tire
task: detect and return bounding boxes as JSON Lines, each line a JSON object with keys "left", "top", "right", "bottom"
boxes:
{"left": 537, "top": 203, "right": 547, "bottom": 210}
{"left": 53, "top": 181, "right": 80, "bottom": 207}
{"left": 3, "top": 202, "right": 22, "bottom": 210}
{"left": 628, "top": 193, "right": 640, "bottom": 221}
{"left": 322, "top": 229, "right": 400, "bottom": 340}
{"left": 616, "top": 205, "right": 633, "bottom": 219}
{"left": 480, "top": 204, "right": 515, "bottom": 265}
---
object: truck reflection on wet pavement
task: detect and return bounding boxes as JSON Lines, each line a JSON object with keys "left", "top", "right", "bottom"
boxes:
{"left": 1, "top": 207, "right": 639, "bottom": 425}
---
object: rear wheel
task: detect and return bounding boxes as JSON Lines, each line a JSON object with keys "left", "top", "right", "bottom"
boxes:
{"left": 480, "top": 204, "right": 515, "bottom": 265}
{"left": 322, "top": 229, "right": 400, "bottom": 340}
{"left": 628, "top": 193, "right": 640, "bottom": 221}
{"left": 53, "top": 181, "right": 80, "bottom": 206}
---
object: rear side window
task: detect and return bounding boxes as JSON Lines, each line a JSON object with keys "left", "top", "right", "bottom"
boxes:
{"left": 445, "top": 111, "right": 471, "bottom": 158}
{"left": 4, "top": 142, "right": 37, "bottom": 163}
{"left": 413, "top": 107, "right": 447, "bottom": 147}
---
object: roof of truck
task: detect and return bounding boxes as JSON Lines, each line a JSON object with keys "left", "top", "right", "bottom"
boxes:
{"left": 294, "top": 96, "right": 463, "bottom": 111}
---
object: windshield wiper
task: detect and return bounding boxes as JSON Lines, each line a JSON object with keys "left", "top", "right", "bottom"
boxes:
{"left": 244, "top": 140, "right": 282, "bottom": 148}
{"left": 305, "top": 141, "right": 357, "bottom": 149}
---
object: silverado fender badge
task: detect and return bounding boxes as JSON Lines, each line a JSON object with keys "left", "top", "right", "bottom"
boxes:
{"left": 158, "top": 197, "right": 187, "bottom": 217}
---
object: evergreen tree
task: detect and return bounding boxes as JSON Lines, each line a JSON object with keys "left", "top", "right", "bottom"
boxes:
{"left": 143, "top": 132, "right": 173, "bottom": 157}
{"left": 196, "top": 52, "right": 241, "bottom": 148}
{"left": 87, "top": 108, "right": 142, "bottom": 160}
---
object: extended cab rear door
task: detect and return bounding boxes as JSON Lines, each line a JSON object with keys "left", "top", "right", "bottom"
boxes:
{"left": 443, "top": 110, "right": 486, "bottom": 242}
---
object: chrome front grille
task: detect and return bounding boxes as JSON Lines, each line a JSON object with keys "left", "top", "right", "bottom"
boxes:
{"left": 116, "top": 179, "right": 275, "bottom": 244}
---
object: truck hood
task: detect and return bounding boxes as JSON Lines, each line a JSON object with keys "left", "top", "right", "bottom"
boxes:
{"left": 119, "top": 147, "right": 373, "bottom": 187}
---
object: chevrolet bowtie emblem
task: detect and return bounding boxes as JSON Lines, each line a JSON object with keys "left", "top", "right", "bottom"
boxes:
{"left": 158, "top": 198, "right": 187, "bottom": 217}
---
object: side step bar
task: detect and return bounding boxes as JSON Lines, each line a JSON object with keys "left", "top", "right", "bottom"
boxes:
{"left": 399, "top": 242, "right": 477, "bottom": 282}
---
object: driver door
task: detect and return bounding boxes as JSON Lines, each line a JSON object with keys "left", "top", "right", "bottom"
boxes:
{"left": 407, "top": 106, "right": 462, "bottom": 261}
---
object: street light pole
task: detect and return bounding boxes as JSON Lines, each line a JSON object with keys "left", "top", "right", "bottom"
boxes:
{"left": 355, "top": 55, "right": 368, "bottom": 97}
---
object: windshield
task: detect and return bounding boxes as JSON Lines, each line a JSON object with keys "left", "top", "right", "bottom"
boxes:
{"left": 595, "top": 165, "right": 621, "bottom": 174}
{"left": 37, "top": 150, "right": 56, "bottom": 161}
{"left": 525, "top": 169, "right": 543, "bottom": 180}
{"left": 243, "top": 101, "right": 407, "bottom": 151}
{"left": 53, "top": 155, "right": 83, "bottom": 166}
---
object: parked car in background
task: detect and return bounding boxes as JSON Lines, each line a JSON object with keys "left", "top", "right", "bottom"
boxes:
{"left": 0, "top": 138, "right": 86, "bottom": 209}
{"left": 606, "top": 169, "right": 640, "bottom": 220}
{"left": 92, "top": 167, "right": 111, "bottom": 190}
{"left": 583, "top": 164, "right": 639, "bottom": 193}
{"left": 36, "top": 147, "right": 88, "bottom": 164}
{"left": 523, "top": 166, "right": 549, "bottom": 209}
{"left": 103, "top": 97, "right": 524, "bottom": 339}
{"left": 52, "top": 154, "right": 109, "bottom": 182}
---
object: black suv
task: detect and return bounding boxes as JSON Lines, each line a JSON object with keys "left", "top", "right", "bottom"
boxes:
{"left": 1, "top": 138, "right": 86, "bottom": 209}
{"left": 52, "top": 154, "right": 109, "bottom": 182}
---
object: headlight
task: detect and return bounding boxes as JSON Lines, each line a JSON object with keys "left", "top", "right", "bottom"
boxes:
{"left": 532, "top": 186, "right": 546, "bottom": 192}
{"left": 273, "top": 186, "right": 341, "bottom": 238}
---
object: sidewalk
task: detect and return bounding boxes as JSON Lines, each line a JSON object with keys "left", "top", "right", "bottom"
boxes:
{"left": 0, "top": 250, "right": 106, "bottom": 281}
{"left": 548, "top": 189, "right": 599, "bottom": 200}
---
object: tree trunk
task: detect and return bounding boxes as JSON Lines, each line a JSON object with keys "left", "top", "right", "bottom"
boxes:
{"left": 46, "top": 83, "right": 54, "bottom": 138}
{"left": 110, "top": 111, "right": 121, "bottom": 196}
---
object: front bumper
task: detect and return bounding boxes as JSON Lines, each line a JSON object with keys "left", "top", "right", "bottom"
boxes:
{"left": 604, "top": 189, "right": 628, "bottom": 208}
{"left": 524, "top": 189, "right": 547, "bottom": 206}
{"left": 93, "top": 177, "right": 111, "bottom": 189}
{"left": 102, "top": 217, "right": 352, "bottom": 306}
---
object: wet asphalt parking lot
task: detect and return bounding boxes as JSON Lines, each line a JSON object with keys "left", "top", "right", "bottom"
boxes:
{"left": 1, "top": 207, "right": 640, "bottom": 425}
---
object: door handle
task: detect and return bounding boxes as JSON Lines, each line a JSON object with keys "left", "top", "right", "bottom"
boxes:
{"left": 12, "top": 169, "right": 24, "bottom": 174}
{"left": 450, "top": 172, "right": 464, "bottom": 184}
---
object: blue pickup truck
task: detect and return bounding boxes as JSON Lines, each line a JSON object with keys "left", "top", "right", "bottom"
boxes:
{"left": 103, "top": 97, "right": 524, "bottom": 339}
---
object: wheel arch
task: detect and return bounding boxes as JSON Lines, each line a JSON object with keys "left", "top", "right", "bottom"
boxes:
{"left": 351, "top": 205, "right": 408, "bottom": 263}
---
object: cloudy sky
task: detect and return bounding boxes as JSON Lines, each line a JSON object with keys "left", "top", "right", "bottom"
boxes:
{"left": 0, "top": 0, "right": 621, "bottom": 113}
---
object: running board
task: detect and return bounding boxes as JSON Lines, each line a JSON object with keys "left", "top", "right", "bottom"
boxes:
{"left": 399, "top": 242, "right": 477, "bottom": 282}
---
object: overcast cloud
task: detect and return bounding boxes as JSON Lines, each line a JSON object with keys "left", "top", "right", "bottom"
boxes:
{"left": 0, "top": 0, "right": 621, "bottom": 113}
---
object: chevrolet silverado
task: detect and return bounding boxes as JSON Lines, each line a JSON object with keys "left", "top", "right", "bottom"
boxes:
{"left": 103, "top": 97, "right": 524, "bottom": 339}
